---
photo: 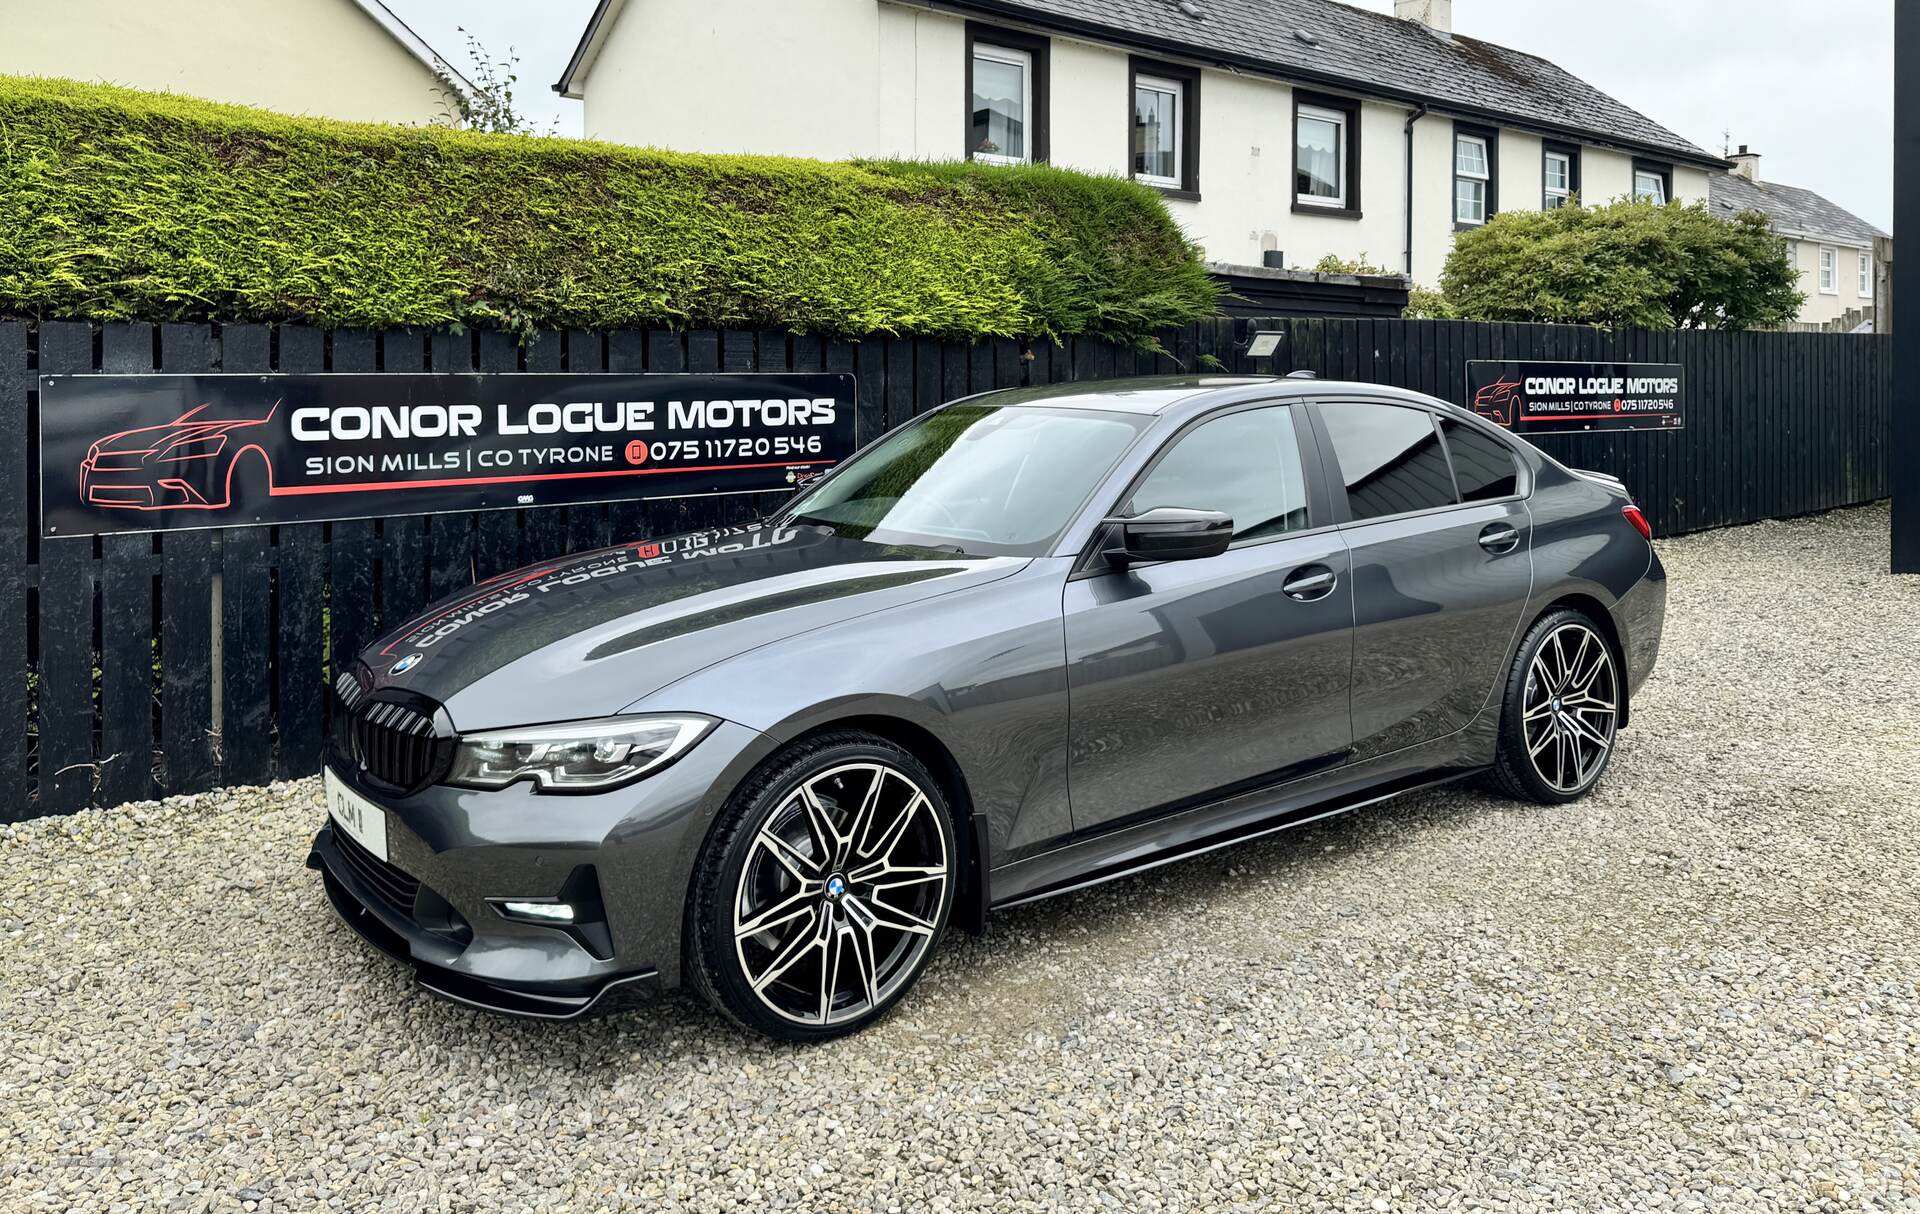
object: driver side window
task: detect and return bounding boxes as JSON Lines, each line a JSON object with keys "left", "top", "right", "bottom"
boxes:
{"left": 1129, "top": 406, "right": 1309, "bottom": 541}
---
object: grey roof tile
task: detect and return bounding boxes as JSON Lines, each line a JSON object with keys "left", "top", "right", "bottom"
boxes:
{"left": 985, "top": 0, "right": 1720, "bottom": 164}
{"left": 1708, "top": 172, "right": 1888, "bottom": 244}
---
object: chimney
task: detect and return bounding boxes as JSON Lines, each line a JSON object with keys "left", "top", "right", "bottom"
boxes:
{"left": 1729, "top": 144, "right": 1761, "bottom": 183}
{"left": 1394, "top": 0, "right": 1453, "bottom": 34}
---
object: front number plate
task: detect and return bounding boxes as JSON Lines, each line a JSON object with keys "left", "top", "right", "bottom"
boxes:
{"left": 324, "top": 768, "right": 389, "bottom": 862}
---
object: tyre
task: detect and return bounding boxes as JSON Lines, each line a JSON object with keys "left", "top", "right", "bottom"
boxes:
{"left": 1487, "top": 608, "right": 1623, "bottom": 804}
{"left": 686, "top": 731, "right": 957, "bottom": 1042}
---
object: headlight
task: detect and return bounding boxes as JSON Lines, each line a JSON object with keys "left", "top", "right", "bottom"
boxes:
{"left": 161, "top": 435, "right": 227, "bottom": 460}
{"left": 446, "top": 714, "right": 715, "bottom": 793}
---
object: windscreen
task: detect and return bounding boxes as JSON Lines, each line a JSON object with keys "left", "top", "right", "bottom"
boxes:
{"left": 781, "top": 405, "right": 1148, "bottom": 556}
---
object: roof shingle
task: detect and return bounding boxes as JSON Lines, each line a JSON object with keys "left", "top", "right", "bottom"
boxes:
{"left": 1709, "top": 172, "right": 1888, "bottom": 245}
{"left": 978, "top": 0, "right": 1721, "bottom": 165}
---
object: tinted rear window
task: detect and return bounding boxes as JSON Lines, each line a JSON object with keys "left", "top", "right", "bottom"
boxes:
{"left": 1442, "top": 419, "right": 1522, "bottom": 502}
{"left": 1320, "top": 403, "right": 1457, "bottom": 521}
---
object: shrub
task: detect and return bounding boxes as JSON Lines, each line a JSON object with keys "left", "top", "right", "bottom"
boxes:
{"left": 0, "top": 76, "right": 1220, "bottom": 341}
{"left": 1437, "top": 199, "right": 1802, "bottom": 330}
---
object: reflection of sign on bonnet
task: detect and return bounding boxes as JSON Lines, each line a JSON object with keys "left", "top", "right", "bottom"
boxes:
{"left": 39, "top": 373, "right": 858, "bottom": 538}
{"left": 1466, "top": 361, "right": 1684, "bottom": 435}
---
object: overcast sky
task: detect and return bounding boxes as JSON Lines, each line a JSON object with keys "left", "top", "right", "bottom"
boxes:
{"left": 388, "top": 0, "right": 1896, "bottom": 232}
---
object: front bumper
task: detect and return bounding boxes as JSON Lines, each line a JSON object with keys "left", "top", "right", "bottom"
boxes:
{"left": 308, "top": 717, "right": 774, "bottom": 1018}
{"left": 310, "top": 829, "right": 659, "bottom": 1018}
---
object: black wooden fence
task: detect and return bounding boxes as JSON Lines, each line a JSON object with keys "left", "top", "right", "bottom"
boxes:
{"left": 1, "top": 317, "right": 1890, "bottom": 818}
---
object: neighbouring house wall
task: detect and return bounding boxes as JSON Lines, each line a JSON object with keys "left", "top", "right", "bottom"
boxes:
{"left": 875, "top": 4, "right": 966, "bottom": 157}
{"left": 1779, "top": 238, "right": 1880, "bottom": 325}
{"left": 583, "top": 0, "right": 893, "bottom": 156}
{"left": 575, "top": 0, "right": 1727, "bottom": 292}
{"left": 0, "top": 0, "right": 448, "bottom": 124}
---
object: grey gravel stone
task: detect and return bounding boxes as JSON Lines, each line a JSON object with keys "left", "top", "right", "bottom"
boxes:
{"left": 3, "top": 503, "right": 1917, "bottom": 1213}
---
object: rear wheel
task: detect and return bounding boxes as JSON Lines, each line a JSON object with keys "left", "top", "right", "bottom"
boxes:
{"left": 687, "top": 732, "right": 956, "bottom": 1042}
{"left": 1488, "top": 609, "right": 1622, "bottom": 803}
{"left": 224, "top": 447, "right": 272, "bottom": 513}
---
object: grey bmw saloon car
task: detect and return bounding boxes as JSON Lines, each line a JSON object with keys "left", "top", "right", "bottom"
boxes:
{"left": 311, "top": 376, "right": 1666, "bottom": 1041}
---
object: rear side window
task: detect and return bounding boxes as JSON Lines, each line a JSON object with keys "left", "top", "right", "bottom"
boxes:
{"left": 1442, "top": 419, "right": 1522, "bottom": 501}
{"left": 1129, "top": 406, "right": 1309, "bottom": 541}
{"left": 1319, "top": 403, "right": 1457, "bottom": 521}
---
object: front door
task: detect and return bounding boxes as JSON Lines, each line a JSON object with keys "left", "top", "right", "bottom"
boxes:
{"left": 1311, "top": 400, "right": 1535, "bottom": 761}
{"left": 1063, "top": 404, "right": 1355, "bottom": 834}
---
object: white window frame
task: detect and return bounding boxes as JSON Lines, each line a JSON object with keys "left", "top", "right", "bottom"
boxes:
{"left": 1455, "top": 134, "right": 1490, "bottom": 226}
{"left": 1859, "top": 250, "right": 1873, "bottom": 297}
{"left": 1542, "top": 149, "right": 1573, "bottom": 210}
{"left": 1819, "top": 246, "right": 1839, "bottom": 295}
{"left": 1633, "top": 169, "right": 1668, "bottom": 204}
{"left": 970, "top": 43, "right": 1033, "bottom": 166}
{"left": 1132, "top": 74, "right": 1183, "bottom": 190}
{"left": 1295, "top": 104, "right": 1349, "bottom": 210}
{"left": 1783, "top": 240, "right": 1797, "bottom": 279}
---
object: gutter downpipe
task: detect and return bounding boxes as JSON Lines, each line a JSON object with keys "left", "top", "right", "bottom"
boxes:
{"left": 1404, "top": 103, "right": 1430, "bottom": 279}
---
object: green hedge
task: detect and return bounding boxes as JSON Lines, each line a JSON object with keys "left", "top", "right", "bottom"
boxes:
{"left": 0, "top": 77, "right": 1220, "bottom": 341}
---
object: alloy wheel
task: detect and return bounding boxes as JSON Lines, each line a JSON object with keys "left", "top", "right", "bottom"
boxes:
{"left": 733, "top": 762, "right": 949, "bottom": 1026}
{"left": 1521, "top": 623, "right": 1619, "bottom": 794}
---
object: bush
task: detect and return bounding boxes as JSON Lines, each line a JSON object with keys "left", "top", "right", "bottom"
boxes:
{"left": 1437, "top": 199, "right": 1802, "bottom": 330}
{"left": 0, "top": 77, "right": 1220, "bottom": 341}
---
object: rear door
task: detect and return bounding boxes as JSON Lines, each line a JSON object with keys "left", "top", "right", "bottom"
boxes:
{"left": 1309, "top": 399, "right": 1534, "bottom": 762}
{"left": 1062, "top": 403, "right": 1354, "bottom": 833}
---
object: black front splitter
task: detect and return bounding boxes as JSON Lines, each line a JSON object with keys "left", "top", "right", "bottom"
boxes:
{"left": 311, "top": 847, "right": 658, "bottom": 1021}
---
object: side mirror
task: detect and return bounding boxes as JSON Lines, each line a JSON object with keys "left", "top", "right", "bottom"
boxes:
{"left": 1102, "top": 506, "right": 1234, "bottom": 566}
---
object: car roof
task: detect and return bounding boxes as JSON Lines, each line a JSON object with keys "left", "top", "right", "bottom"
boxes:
{"left": 977, "top": 375, "right": 1460, "bottom": 418}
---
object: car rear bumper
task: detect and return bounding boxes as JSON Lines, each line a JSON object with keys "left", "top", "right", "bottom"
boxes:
{"left": 1617, "top": 546, "right": 1668, "bottom": 705}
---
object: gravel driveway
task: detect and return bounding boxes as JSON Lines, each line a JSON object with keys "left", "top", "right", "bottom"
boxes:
{"left": 5, "top": 503, "right": 1917, "bottom": 1213}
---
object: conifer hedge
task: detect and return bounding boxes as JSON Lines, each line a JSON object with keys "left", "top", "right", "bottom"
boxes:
{"left": 0, "top": 77, "right": 1221, "bottom": 341}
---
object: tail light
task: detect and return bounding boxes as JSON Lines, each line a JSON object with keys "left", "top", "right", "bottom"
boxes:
{"left": 1622, "top": 505, "right": 1652, "bottom": 541}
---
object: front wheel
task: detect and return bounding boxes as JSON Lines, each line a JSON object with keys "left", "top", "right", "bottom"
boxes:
{"left": 686, "top": 732, "right": 956, "bottom": 1042}
{"left": 1487, "top": 609, "right": 1622, "bottom": 803}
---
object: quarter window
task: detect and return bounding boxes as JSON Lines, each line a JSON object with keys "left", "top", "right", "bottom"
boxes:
{"left": 1455, "top": 133, "right": 1491, "bottom": 225}
{"left": 1295, "top": 104, "right": 1348, "bottom": 209}
{"left": 1132, "top": 75, "right": 1181, "bottom": 187}
{"left": 1130, "top": 408, "right": 1309, "bottom": 542}
{"left": 1542, "top": 148, "right": 1574, "bottom": 209}
{"left": 970, "top": 43, "right": 1032, "bottom": 164}
{"left": 1320, "top": 404, "right": 1458, "bottom": 522}
{"left": 1819, "top": 247, "right": 1838, "bottom": 293}
{"left": 1441, "top": 420, "right": 1522, "bottom": 502}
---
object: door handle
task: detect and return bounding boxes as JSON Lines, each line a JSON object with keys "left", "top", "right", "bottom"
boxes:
{"left": 1282, "top": 564, "right": 1337, "bottom": 602}
{"left": 1478, "top": 523, "right": 1522, "bottom": 554}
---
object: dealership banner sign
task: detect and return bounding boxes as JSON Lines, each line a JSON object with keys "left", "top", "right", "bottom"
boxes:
{"left": 39, "top": 373, "right": 858, "bottom": 537}
{"left": 1465, "top": 361, "right": 1684, "bottom": 435}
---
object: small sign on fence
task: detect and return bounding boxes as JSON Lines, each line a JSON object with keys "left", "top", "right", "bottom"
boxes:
{"left": 39, "top": 373, "right": 859, "bottom": 537}
{"left": 1465, "top": 361, "right": 1684, "bottom": 435}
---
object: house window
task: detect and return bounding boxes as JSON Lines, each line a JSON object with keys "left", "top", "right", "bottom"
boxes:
{"left": 1542, "top": 144, "right": 1578, "bottom": 210}
{"left": 1860, "top": 251, "right": 1872, "bottom": 296}
{"left": 1783, "top": 240, "right": 1797, "bottom": 279}
{"left": 1819, "top": 247, "right": 1838, "bottom": 294}
{"left": 1295, "top": 105, "right": 1348, "bottom": 209}
{"left": 966, "top": 24, "right": 1049, "bottom": 165}
{"left": 1633, "top": 160, "right": 1671, "bottom": 204}
{"left": 1454, "top": 129, "right": 1495, "bottom": 226}
{"left": 1129, "top": 59, "right": 1200, "bottom": 195}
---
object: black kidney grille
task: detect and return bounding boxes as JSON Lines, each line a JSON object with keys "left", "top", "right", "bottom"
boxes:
{"left": 351, "top": 699, "right": 442, "bottom": 791}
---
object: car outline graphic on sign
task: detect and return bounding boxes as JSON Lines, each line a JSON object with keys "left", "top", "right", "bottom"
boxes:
{"left": 78, "top": 402, "right": 280, "bottom": 512}
{"left": 1471, "top": 377, "right": 1524, "bottom": 428}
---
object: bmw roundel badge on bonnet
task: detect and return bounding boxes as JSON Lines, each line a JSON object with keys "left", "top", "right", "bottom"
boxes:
{"left": 389, "top": 653, "right": 424, "bottom": 675}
